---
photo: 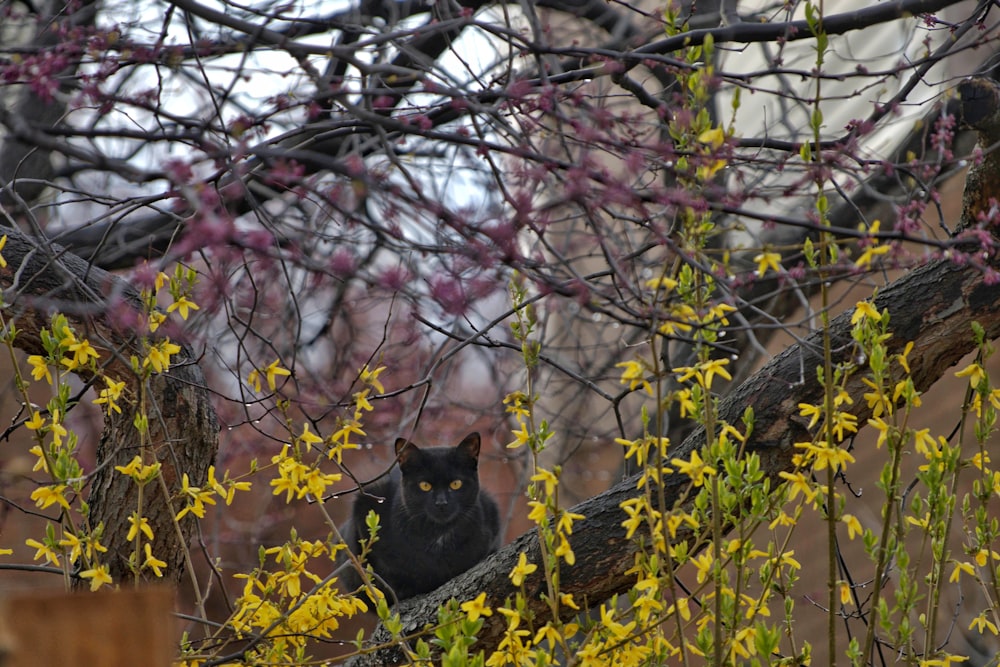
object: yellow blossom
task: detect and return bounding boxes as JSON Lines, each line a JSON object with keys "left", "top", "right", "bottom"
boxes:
{"left": 25, "top": 411, "right": 45, "bottom": 431}
{"left": 166, "top": 295, "right": 199, "bottom": 320}
{"left": 919, "top": 655, "right": 970, "bottom": 667}
{"left": 62, "top": 338, "right": 99, "bottom": 370}
{"left": 460, "top": 592, "right": 493, "bottom": 622}
{"left": 615, "top": 359, "right": 653, "bottom": 395}
{"left": 27, "top": 355, "right": 52, "bottom": 384}
{"left": 797, "top": 402, "right": 822, "bottom": 429}
{"left": 80, "top": 564, "right": 113, "bottom": 591}
{"left": 778, "top": 471, "right": 816, "bottom": 503}
{"left": 127, "top": 513, "right": 154, "bottom": 542}
{"left": 144, "top": 339, "right": 182, "bottom": 374}
{"left": 527, "top": 500, "right": 547, "bottom": 524}
{"left": 955, "top": 363, "right": 987, "bottom": 390}
{"left": 949, "top": 560, "right": 975, "bottom": 583}
{"left": 645, "top": 276, "right": 678, "bottom": 291}
{"left": 851, "top": 301, "right": 882, "bottom": 324}
{"left": 842, "top": 513, "right": 862, "bottom": 540}
{"left": 143, "top": 543, "right": 167, "bottom": 577}
{"left": 698, "top": 126, "right": 726, "bottom": 149}
{"left": 839, "top": 581, "right": 853, "bottom": 606}
{"left": 969, "top": 611, "right": 999, "bottom": 635}
{"left": 509, "top": 552, "right": 537, "bottom": 586}
{"left": 353, "top": 389, "right": 374, "bottom": 413}
{"left": 692, "top": 550, "right": 713, "bottom": 583}
{"left": 531, "top": 468, "right": 559, "bottom": 497}
{"left": 359, "top": 364, "right": 386, "bottom": 393}
{"left": 30, "top": 485, "right": 71, "bottom": 511}
{"left": 93, "top": 377, "right": 126, "bottom": 415}
{"left": 673, "top": 358, "right": 732, "bottom": 390}
{"left": 176, "top": 473, "right": 216, "bottom": 519}
{"left": 854, "top": 242, "right": 891, "bottom": 268}
{"left": 297, "top": 423, "right": 323, "bottom": 447}
{"left": 671, "top": 449, "right": 716, "bottom": 486}
{"left": 753, "top": 251, "right": 782, "bottom": 277}
{"left": 25, "top": 538, "right": 60, "bottom": 566}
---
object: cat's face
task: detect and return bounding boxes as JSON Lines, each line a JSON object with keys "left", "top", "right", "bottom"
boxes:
{"left": 395, "top": 433, "right": 482, "bottom": 524}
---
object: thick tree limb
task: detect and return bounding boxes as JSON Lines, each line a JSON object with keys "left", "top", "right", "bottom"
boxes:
{"left": 345, "top": 76, "right": 1000, "bottom": 665}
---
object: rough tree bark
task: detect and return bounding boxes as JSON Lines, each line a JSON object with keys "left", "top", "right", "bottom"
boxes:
{"left": 345, "top": 76, "right": 1000, "bottom": 665}
{"left": 0, "top": 232, "right": 218, "bottom": 584}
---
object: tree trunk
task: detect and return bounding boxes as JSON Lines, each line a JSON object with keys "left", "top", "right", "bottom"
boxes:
{"left": 0, "top": 231, "right": 218, "bottom": 584}
{"left": 346, "top": 76, "right": 1000, "bottom": 666}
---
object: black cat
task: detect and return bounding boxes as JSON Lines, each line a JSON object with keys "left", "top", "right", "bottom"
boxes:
{"left": 338, "top": 432, "right": 501, "bottom": 601}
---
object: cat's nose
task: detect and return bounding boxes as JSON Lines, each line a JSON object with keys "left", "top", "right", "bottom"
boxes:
{"left": 434, "top": 493, "right": 448, "bottom": 507}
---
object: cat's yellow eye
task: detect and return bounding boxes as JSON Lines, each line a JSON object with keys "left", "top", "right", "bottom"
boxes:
{"left": 419, "top": 481, "right": 432, "bottom": 492}
{"left": 449, "top": 480, "right": 463, "bottom": 490}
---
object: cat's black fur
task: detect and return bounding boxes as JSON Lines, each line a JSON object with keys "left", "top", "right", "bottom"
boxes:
{"left": 338, "top": 432, "right": 501, "bottom": 601}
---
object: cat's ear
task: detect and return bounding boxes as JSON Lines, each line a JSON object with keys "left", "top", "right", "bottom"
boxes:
{"left": 395, "top": 438, "right": 419, "bottom": 465}
{"left": 456, "top": 432, "right": 481, "bottom": 461}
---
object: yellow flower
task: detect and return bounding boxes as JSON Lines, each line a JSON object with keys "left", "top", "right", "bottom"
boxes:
{"left": 560, "top": 592, "right": 579, "bottom": 610}
{"left": 671, "top": 449, "right": 716, "bottom": 487}
{"left": 807, "top": 441, "right": 856, "bottom": 471}
{"left": 25, "top": 538, "right": 60, "bottom": 566}
{"left": 527, "top": 500, "right": 547, "bottom": 524}
{"left": 509, "top": 552, "right": 537, "bottom": 586}
{"left": 673, "top": 359, "right": 731, "bottom": 390}
{"left": 753, "top": 251, "right": 781, "bottom": 277}
{"left": 697, "top": 126, "right": 726, "bottom": 149}
{"left": 353, "top": 389, "right": 374, "bottom": 413}
{"left": 460, "top": 592, "right": 493, "bottom": 622}
{"left": 359, "top": 364, "right": 386, "bottom": 394}
{"left": 27, "top": 355, "right": 52, "bottom": 384}
{"left": 948, "top": 561, "right": 975, "bottom": 583}
{"left": 146, "top": 310, "right": 165, "bottom": 332}
{"left": 530, "top": 468, "right": 559, "bottom": 497}
{"left": 969, "top": 611, "right": 999, "bottom": 635}
{"left": 645, "top": 276, "right": 678, "bottom": 291}
{"left": 144, "top": 340, "right": 182, "bottom": 373}
{"left": 30, "top": 485, "right": 71, "bottom": 511}
{"left": 297, "top": 423, "right": 323, "bottom": 447}
{"left": 166, "top": 296, "right": 199, "bottom": 320}
{"left": 854, "top": 242, "right": 891, "bottom": 268}
{"left": 143, "top": 543, "right": 167, "bottom": 577}
{"left": 93, "top": 377, "right": 126, "bottom": 415}
{"left": 700, "top": 358, "right": 732, "bottom": 388}
{"left": 797, "top": 402, "right": 822, "bottom": 429}
{"left": 115, "top": 456, "right": 161, "bottom": 484}
{"left": 80, "top": 564, "right": 113, "bottom": 591}
{"left": 615, "top": 359, "right": 653, "bottom": 395}
{"left": 779, "top": 551, "right": 801, "bottom": 570}
{"left": 842, "top": 513, "right": 862, "bottom": 540}
{"left": 127, "top": 513, "right": 154, "bottom": 542}
{"left": 692, "top": 550, "right": 713, "bottom": 583}
{"left": 955, "top": 363, "right": 987, "bottom": 390}
{"left": 25, "top": 411, "right": 45, "bottom": 431}
{"left": 839, "top": 581, "right": 853, "bottom": 606}
{"left": 851, "top": 301, "right": 882, "bottom": 324}
{"left": 919, "top": 655, "right": 970, "bottom": 667}
{"left": 257, "top": 358, "right": 291, "bottom": 391}
{"left": 778, "top": 471, "right": 816, "bottom": 502}
{"left": 62, "top": 338, "right": 99, "bottom": 370}
{"left": 176, "top": 473, "right": 216, "bottom": 519}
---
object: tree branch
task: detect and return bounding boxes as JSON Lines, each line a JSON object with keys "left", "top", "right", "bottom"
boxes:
{"left": 345, "top": 75, "right": 1000, "bottom": 664}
